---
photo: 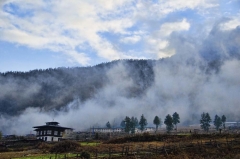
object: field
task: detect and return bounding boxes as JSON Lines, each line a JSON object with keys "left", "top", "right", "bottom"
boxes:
{"left": 1, "top": 133, "right": 240, "bottom": 159}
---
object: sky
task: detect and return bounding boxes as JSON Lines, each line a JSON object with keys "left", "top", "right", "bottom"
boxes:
{"left": 0, "top": 0, "right": 240, "bottom": 72}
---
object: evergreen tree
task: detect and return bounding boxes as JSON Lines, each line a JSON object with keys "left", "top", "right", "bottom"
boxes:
{"left": 221, "top": 115, "right": 226, "bottom": 129}
{"left": 139, "top": 114, "right": 148, "bottom": 132}
{"left": 164, "top": 114, "right": 174, "bottom": 133}
{"left": 153, "top": 116, "right": 161, "bottom": 132}
{"left": 200, "top": 112, "right": 211, "bottom": 132}
{"left": 106, "top": 121, "right": 111, "bottom": 128}
{"left": 130, "top": 117, "right": 138, "bottom": 134}
{"left": 213, "top": 115, "right": 222, "bottom": 131}
{"left": 172, "top": 112, "right": 180, "bottom": 131}
{"left": 124, "top": 116, "right": 131, "bottom": 133}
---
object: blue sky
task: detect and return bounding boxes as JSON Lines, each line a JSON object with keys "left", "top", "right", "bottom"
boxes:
{"left": 0, "top": 0, "right": 240, "bottom": 72}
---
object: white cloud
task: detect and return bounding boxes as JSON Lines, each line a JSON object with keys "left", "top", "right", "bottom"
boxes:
{"left": 133, "top": 0, "right": 218, "bottom": 21}
{"left": 220, "top": 18, "right": 240, "bottom": 30}
{"left": 1, "top": 29, "right": 49, "bottom": 48}
{"left": 120, "top": 35, "right": 141, "bottom": 44}
{"left": 159, "top": 19, "right": 190, "bottom": 37}
{"left": 158, "top": 0, "right": 218, "bottom": 14}
{"left": 0, "top": 0, "right": 135, "bottom": 65}
{"left": 145, "top": 19, "right": 190, "bottom": 58}
{"left": 0, "top": 0, "right": 231, "bottom": 67}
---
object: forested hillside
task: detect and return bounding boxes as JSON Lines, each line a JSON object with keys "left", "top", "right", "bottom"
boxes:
{"left": 0, "top": 60, "right": 155, "bottom": 116}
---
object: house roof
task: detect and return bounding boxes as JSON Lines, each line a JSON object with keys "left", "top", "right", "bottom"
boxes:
{"left": 33, "top": 121, "right": 73, "bottom": 131}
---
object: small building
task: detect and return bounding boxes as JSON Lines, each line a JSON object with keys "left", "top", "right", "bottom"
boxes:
{"left": 33, "top": 121, "right": 73, "bottom": 142}
{"left": 90, "top": 127, "right": 155, "bottom": 134}
{"left": 91, "top": 127, "right": 124, "bottom": 133}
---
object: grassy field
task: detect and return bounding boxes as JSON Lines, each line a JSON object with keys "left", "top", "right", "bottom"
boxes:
{"left": 1, "top": 133, "right": 240, "bottom": 159}
{"left": 12, "top": 153, "right": 76, "bottom": 159}
{"left": 79, "top": 141, "right": 100, "bottom": 146}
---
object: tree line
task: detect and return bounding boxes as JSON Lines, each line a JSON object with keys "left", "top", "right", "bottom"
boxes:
{"left": 200, "top": 112, "right": 226, "bottom": 132}
{"left": 105, "top": 112, "right": 180, "bottom": 134}
{"left": 105, "top": 112, "right": 227, "bottom": 134}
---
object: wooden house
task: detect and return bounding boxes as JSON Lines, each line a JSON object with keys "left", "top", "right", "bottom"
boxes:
{"left": 33, "top": 121, "right": 73, "bottom": 142}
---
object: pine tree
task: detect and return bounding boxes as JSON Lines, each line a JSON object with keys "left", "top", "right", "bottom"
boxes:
{"left": 153, "top": 116, "right": 161, "bottom": 132}
{"left": 221, "top": 115, "right": 226, "bottom": 129}
{"left": 130, "top": 117, "right": 138, "bottom": 134}
{"left": 106, "top": 121, "right": 111, "bottom": 128}
{"left": 200, "top": 112, "right": 211, "bottom": 132}
{"left": 172, "top": 112, "right": 180, "bottom": 131}
{"left": 124, "top": 116, "right": 131, "bottom": 133}
{"left": 164, "top": 114, "right": 174, "bottom": 133}
{"left": 139, "top": 114, "right": 148, "bottom": 132}
{"left": 213, "top": 115, "right": 222, "bottom": 131}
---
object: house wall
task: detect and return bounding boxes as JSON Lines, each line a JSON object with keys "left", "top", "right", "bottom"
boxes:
{"left": 36, "top": 129, "right": 65, "bottom": 142}
{"left": 37, "top": 136, "right": 61, "bottom": 141}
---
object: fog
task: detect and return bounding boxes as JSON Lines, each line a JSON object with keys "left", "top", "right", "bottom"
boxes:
{"left": 0, "top": 23, "right": 240, "bottom": 135}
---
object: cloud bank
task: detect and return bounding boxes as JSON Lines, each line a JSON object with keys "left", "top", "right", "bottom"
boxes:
{"left": 0, "top": 0, "right": 232, "bottom": 68}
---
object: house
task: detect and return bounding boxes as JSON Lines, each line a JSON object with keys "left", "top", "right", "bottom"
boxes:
{"left": 33, "top": 121, "right": 73, "bottom": 142}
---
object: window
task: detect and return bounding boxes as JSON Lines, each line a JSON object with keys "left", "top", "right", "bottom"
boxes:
{"left": 54, "top": 131, "right": 58, "bottom": 135}
{"left": 47, "top": 130, "right": 51, "bottom": 135}
{"left": 60, "top": 132, "right": 63, "bottom": 136}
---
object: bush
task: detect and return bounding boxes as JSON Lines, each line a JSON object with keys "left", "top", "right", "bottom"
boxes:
{"left": 80, "top": 151, "right": 90, "bottom": 159}
{"left": 50, "top": 140, "right": 80, "bottom": 153}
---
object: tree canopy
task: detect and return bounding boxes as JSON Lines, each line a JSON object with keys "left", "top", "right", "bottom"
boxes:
{"left": 139, "top": 114, "right": 148, "bottom": 132}
{"left": 124, "top": 116, "right": 131, "bottom": 133}
{"left": 172, "top": 112, "right": 180, "bottom": 130}
{"left": 164, "top": 114, "right": 174, "bottom": 133}
{"left": 200, "top": 112, "right": 211, "bottom": 132}
{"left": 213, "top": 115, "right": 222, "bottom": 131}
{"left": 153, "top": 116, "right": 161, "bottom": 132}
{"left": 106, "top": 121, "right": 111, "bottom": 128}
{"left": 130, "top": 117, "right": 138, "bottom": 134}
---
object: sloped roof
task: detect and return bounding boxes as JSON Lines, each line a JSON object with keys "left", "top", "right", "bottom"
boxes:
{"left": 33, "top": 121, "right": 73, "bottom": 131}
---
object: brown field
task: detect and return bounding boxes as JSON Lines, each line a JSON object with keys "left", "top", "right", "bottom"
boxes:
{"left": 1, "top": 133, "right": 240, "bottom": 159}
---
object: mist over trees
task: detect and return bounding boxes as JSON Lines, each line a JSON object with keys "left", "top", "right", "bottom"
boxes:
{"left": 0, "top": 59, "right": 154, "bottom": 116}
{"left": 1, "top": 24, "right": 240, "bottom": 135}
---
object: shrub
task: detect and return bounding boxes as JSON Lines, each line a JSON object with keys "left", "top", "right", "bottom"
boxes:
{"left": 50, "top": 140, "right": 80, "bottom": 153}
{"left": 36, "top": 142, "right": 51, "bottom": 149}
{"left": 80, "top": 151, "right": 90, "bottom": 159}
